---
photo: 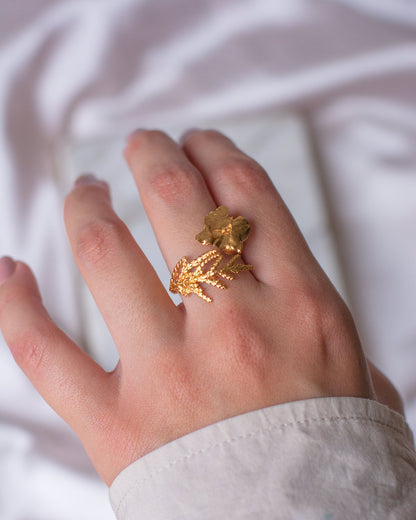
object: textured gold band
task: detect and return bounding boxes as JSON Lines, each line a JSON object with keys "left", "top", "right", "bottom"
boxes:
{"left": 169, "top": 206, "right": 253, "bottom": 302}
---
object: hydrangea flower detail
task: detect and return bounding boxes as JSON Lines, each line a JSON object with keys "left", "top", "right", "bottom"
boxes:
{"left": 195, "top": 206, "right": 250, "bottom": 255}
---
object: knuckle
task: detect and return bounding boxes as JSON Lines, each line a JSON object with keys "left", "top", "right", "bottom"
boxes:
{"left": 217, "top": 156, "right": 270, "bottom": 195}
{"left": 295, "top": 286, "right": 323, "bottom": 328}
{"left": 12, "top": 328, "right": 48, "bottom": 375}
{"left": 75, "top": 218, "right": 125, "bottom": 266}
{"left": 286, "top": 274, "right": 355, "bottom": 358}
{"left": 289, "top": 283, "right": 329, "bottom": 343}
{"left": 217, "top": 306, "right": 268, "bottom": 377}
{"left": 279, "top": 269, "right": 329, "bottom": 330}
{"left": 148, "top": 164, "right": 200, "bottom": 205}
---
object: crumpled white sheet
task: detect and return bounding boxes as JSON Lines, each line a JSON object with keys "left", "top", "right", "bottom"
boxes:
{"left": 0, "top": 0, "right": 415, "bottom": 518}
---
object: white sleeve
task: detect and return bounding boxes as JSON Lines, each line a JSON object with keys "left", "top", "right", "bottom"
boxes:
{"left": 109, "top": 397, "right": 416, "bottom": 519}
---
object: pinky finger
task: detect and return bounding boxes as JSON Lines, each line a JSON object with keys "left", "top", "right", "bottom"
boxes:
{"left": 368, "top": 360, "right": 405, "bottom": 416}
{"left": 0, "top": 259, "right": 113, "bottom": 439}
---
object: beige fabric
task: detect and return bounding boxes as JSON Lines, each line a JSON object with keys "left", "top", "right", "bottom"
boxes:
{"left": 110, "top": 397, "right": 416, "bottom": 519}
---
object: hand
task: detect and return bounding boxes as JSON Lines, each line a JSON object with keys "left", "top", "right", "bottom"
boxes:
{"left": 0, "top": 130, "right": 402, "bottom": 486}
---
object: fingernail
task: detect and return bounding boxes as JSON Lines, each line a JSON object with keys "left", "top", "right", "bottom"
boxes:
{"left": 180, "top": 128, "right": 201, "bottom": 145}
{"left": 125, "top": 128, "right": 146, "bottom": 143}
{"left": 74, "top": 173, "right": 99, "bottom": 187}
{"left": 0, "top": 257, "right": 16, "bottom": 285}
{"left": 73, "top": 173, "right": 109, "bottom": 190}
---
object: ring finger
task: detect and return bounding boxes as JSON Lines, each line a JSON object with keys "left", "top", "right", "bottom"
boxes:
{"left": 182, "top": 129, "right": 318, "bottom": 286}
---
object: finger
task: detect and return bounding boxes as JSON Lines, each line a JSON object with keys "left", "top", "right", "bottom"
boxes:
{"left": 182, "top": 130, "right": 317, "bottom": 285}
{"left": 64, "top": 176, "right": 179, "bottom": 353}
{"left": 124, "top": 130, "right": 217, "bottom": 272}
{"left": 368, "top": 360, "right": 404, "bottom": 415}
{"left": 0, "top": 260, "right": 111, "bottom": 438}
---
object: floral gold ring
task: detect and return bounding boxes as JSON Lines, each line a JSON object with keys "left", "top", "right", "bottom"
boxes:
{"left": 169, "top": 206, "right": 253, "bottom": 303}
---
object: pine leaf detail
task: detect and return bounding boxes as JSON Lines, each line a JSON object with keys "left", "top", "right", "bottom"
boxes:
{"left": 170, "top": 250, "right": 253, "bottom": 302}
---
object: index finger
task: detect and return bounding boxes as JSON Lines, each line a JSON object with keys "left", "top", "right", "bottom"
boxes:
{"left": 64, "top": 177, "right": 180, "bottom": 357}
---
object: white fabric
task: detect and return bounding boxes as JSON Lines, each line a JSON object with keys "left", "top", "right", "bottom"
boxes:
{"left": 1, "top": 0, "right": 416, "bottom": 518}
{"left": 110, "top": 397, "right": 416, "bottom": 519}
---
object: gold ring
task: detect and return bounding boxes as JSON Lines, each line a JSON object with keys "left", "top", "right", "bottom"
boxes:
{"left": 169, "top": 206, "right": 253, "bottom": 302}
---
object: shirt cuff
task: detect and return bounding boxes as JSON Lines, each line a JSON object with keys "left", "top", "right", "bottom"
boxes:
{"left": 110, "top": 397, "right": 416, "bottom": 520}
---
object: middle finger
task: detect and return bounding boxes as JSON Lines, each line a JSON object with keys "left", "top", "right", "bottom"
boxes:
{"left": 124, "top": 130, "right": 217, "bottom": 271}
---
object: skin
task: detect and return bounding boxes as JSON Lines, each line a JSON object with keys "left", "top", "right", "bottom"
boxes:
{"left": 0, "top": 129, "right": 404, "bottom": 486}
